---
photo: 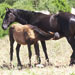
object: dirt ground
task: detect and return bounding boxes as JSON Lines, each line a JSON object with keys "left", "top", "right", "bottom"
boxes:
{"left": 0, "top": 36, "right": 75, "bottom": 75}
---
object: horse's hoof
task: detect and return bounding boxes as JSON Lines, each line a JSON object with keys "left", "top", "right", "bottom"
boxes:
{"left": 69, "top": 62, "right": 75, "bottom": 66}
{"left": 38, "top": 58, "right": 41, "bottom": 64}
{"left": 17, "top": 66, "right": 22, "bottom": 70}
{"left": 69, "top": 58, "right": 75, "bottom": 66}
{"left": 17, "top": 64, "right": 23, "bottom": 69}
{"left": 69, "top": 63, "right": 73, "bottom": 66}
{"left": 45, "top": 59, "right": 49, "bottom": 65}
{"left": 28, "top": 63, "right": 32, "bottom": 67}
{"left": 46, "top": 59, "right": 49, "bottom": 63}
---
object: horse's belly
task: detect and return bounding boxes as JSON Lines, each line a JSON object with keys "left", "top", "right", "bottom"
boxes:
{"left": 13, "top": 32, "right": 26, "bottom": 45}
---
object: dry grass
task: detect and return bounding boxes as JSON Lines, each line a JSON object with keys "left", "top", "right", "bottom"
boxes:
{"left": 0, "top": 35, "right": 75, "bottom": 75}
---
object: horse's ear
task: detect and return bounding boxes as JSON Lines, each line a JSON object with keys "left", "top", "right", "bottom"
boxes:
{"left": 6, "top": 8, "right": 10, "bottom": 12}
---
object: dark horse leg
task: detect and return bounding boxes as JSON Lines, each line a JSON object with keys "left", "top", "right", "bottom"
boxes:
{"left": 67, "top": 36, "right": 75, "bottom": 66}
{"left": 27, "top": 44, "right": 32, "bottom": 66}
{"left": 41, "top": 41, "right": 49, "bottom": 63}
{"left": 16, "top": 44, "right": 22, "bottom": 66}
{"left": 9, "top": 28, "right": 14, "bottom": 66}
{"left": 34, "top": 42, "right": 41, "bottom": 64}
{"left": 9, "top": 36, "right": 14, "bottom": 63}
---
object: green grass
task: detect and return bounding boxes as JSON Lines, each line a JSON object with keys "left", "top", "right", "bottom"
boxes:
{"left": 0, "top": 36, "right": 75, "bottom": 75}
{"left": 70, "top": 73, "right": 75, "bottom": 75}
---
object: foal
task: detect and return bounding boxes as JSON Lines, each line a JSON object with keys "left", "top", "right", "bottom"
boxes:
{"left": 9, "top": 23, "right": 59, "bottom": 66}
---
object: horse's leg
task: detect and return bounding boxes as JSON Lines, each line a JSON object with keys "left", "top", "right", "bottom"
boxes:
{"left": 67, "top": 36, "right": 75, "bottom": 66}
{"left": 10, "top": 38, "right": 14, "bottom": 65}
{"left": 40, "top": 41, "right": 49, "bottom": 64}
{"left": 16, "top": 44, "right": 22, "bottom": 66}
{"left": 9, "top": 29, "right": 14, "bottom": 67}
{"left": 27, "top": 44, "right": 32, "bottom": 66}
{"left": 34, "top": 42, "right": 41, "bottom": 64}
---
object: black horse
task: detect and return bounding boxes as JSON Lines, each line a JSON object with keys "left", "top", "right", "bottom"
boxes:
{"left": 2, "top": 8, "right": 51, "bottom": 66}
{"left": 2, "top": 8, "right": 75, "bottom": 66}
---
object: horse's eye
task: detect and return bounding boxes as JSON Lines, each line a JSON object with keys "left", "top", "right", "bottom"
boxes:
{"left": 8, "top": 13, "right": 15, "bottom": 21}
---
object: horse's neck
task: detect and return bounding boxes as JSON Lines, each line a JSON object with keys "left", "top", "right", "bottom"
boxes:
{"left": 18, "top": 10, "right": 32, "bottom": 19}
{"left": 16, "top": 16, "right": 27, "bottom": 24}
{"left": 16, "top": 10, "right": 46, "bottom": 24}
{"left": 29, "top": 13, "right": 48, "bottom": 24}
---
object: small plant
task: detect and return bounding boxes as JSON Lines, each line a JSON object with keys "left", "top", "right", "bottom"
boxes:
{"left": 13, "top": 0, "right": 35, "bottom": 11}
{"left": 32, "top": 0, "right": 71, "bottom": 13}
{"left": 70, "top": 73, "right": 75, "bottom": 75}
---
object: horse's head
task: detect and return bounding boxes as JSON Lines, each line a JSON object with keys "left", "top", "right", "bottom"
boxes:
{"left": 2, "top": 8, "right": 16, "bottom": 30}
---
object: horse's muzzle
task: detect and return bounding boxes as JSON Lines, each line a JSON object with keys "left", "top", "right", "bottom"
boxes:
{"left": 2, "top": 24, "right": 8, "bottom": 30}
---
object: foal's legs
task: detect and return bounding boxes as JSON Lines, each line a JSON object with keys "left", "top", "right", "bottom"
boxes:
{"left": 67, "top": 36, "right": 75, "bottom": 66}
{"left": 16, "top": 44, "right": 22, "bottom": 66}
{"left": 34, "top": 42, "right": 41, "bottom": 64}
{"left": 27, "top": 44, "right": 32, "bottom": 65}
{"left": 41, "top": 41, "right": 49, "bottom": 63}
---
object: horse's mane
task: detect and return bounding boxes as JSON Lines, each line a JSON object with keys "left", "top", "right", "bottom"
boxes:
{"left": 12, "top": 9, "right": 45, "bottom": 16}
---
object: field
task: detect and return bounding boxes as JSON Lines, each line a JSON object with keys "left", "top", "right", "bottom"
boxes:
{"left": 0, "top": 35, "right": 75, "bottom": 75}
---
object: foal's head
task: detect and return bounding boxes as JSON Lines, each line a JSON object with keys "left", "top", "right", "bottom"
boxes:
{"left": 2, "top": 8, "right": 16, "bottom": 30}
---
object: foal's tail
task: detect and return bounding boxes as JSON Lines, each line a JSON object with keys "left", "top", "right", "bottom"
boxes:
{"left": 33, "top": 27, "right": 54, "bottom": 40}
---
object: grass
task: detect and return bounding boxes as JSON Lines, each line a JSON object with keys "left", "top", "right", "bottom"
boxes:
{"left": 0, "top": 35, "right": 75, "bottom": 75}
{"left": 70, "top": 73, "right": 75, "bottom": 75}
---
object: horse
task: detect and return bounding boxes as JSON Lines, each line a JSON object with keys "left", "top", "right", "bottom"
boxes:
{"left": 9, "top": 23, "right": 59, "bottom": 66}
{"left": 2, "top": 8, "right": 75, "bottom": 66}
{"left": 49, "top": 11, "right": 75, "bottom": 65}
{"left": 2, "top": 8, "right": 52, "bottom": 66}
